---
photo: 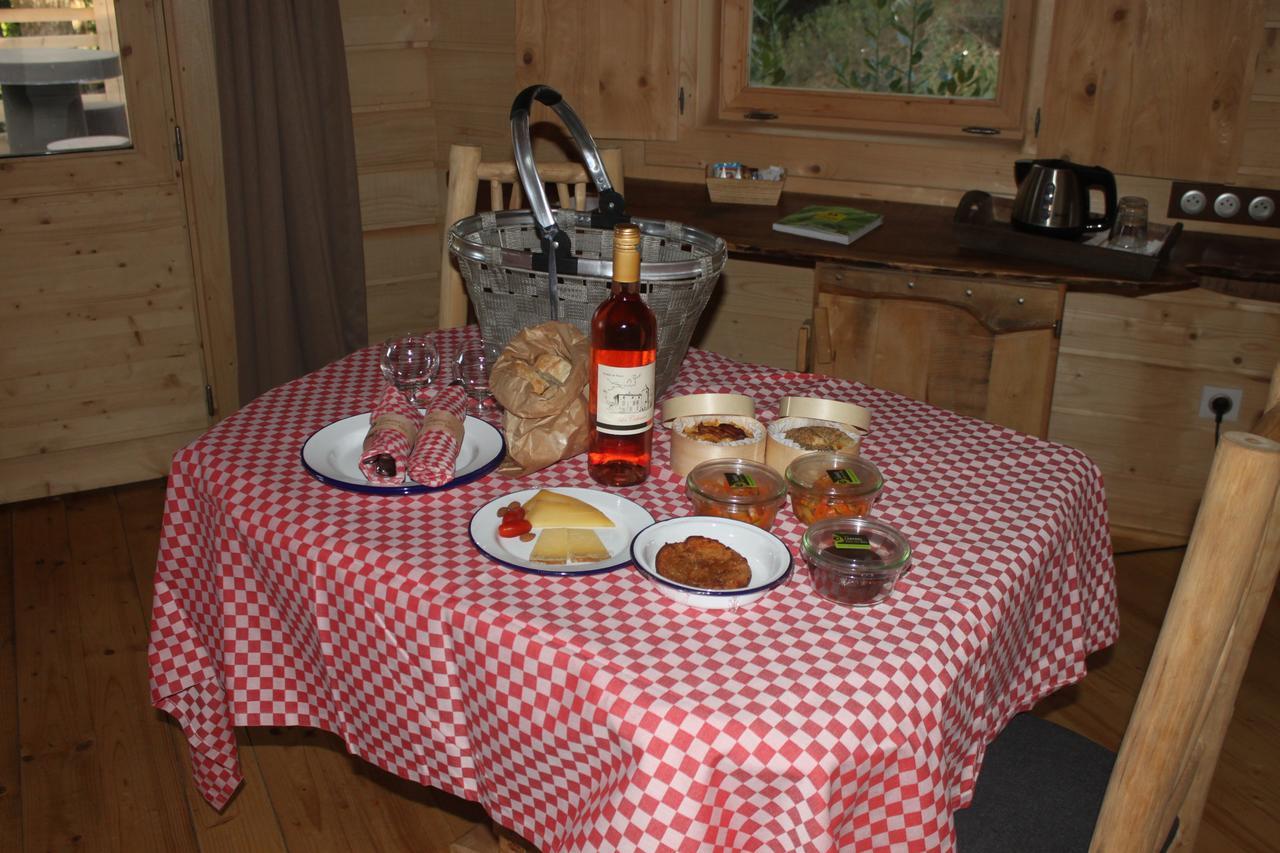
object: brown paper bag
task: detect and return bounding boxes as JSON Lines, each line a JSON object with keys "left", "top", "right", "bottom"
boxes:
{"left": 489, "top": 321, "right": 591, "bottom": 476}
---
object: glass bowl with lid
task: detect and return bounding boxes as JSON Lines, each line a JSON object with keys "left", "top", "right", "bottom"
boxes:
{"left": 801, "top": 516, "right": 912, "bottom": 607}
{"left": 685, "top": 457, "right": 788, "bottom": 531}
{"left": 784, "top": 451, "right": 884, "bottom": 525}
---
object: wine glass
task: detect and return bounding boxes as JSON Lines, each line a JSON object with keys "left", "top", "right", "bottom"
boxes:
{"left": 379, "top": 334, "right": 439, "bottom": 406}
{"left": 455, "top": 340, "right": 502, "bottom": 417}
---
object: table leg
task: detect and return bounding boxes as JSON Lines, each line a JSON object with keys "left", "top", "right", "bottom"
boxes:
{"left": 1, "top": 82, "right": 89, "bottom": 154}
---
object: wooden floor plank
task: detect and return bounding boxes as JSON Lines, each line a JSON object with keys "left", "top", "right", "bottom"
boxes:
{"left": 62, "top": 490, "right": 199, "bottom": 851}
{"left": 0, "top": 504, "right": 21, "bottom": 853}
{"left": 12, "top": 497, "right": 105, "bottom": 852}
{"left": 115, "top": 479, "right": 289, "bottom": 853}
{"left": 248, "top": 726, "right": 487, "bottom": 853}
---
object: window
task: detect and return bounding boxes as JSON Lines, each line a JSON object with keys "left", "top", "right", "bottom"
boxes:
{"left": 718, "top": 0, "right": 1034, "bottom": 137}
{"left": 0, "top": 0, "right": 133, "bottom": 158}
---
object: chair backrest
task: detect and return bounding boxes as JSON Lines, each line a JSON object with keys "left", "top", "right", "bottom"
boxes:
{"left": 438, "top": 143, "right": 625, "bottom": 329}
{"left": 1090, "top": 376, "right": 1280, "bottom": 851}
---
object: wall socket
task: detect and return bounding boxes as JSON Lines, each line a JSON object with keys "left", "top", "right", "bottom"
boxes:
{"left": 1198, "top": 385, "right": 1243, "bottom": 422}
{"left": 1168, "top": 180, "right": 1280, "bottom": 229}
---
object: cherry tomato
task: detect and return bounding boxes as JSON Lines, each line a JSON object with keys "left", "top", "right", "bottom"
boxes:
{"left": 498, "top": 517, "right": 532, "bottom": 538}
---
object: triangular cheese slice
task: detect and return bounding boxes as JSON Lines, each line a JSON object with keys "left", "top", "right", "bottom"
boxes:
{"left": 529, "top": 528, "right": 612, "bottom": 565}
{"left": 567, "top": 529, "right": 610, "bottom": 562}
{"left": 529, "top": 528, "right": 569, "bottom": 564}
{"left": 521, "top": 490, "right": 615, "bottom": 529}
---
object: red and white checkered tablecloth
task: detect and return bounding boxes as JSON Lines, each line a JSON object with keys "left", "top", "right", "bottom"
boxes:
{"left": 148, "top": 326, "right": 1117, "bottom": 852}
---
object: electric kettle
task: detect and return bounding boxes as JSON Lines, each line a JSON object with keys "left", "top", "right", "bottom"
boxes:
{"left": 1011, "top": 159, "right": 1117, "bottom": 238}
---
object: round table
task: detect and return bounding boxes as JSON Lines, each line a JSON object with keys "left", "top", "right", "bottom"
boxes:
{"left": 0, "top": 47, "right": 122, "bottom": 154}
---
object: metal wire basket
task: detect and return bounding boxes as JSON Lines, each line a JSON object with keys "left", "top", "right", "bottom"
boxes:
{"left": 447, "top": 85, "right": 727, "bottom": 395}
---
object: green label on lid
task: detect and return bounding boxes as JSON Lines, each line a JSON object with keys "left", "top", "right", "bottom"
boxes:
{"left": 832, "top": 532, "right": 873, "bottom": 550}
{"left": 828, "top": 468, "right": 861, "bottom": 485}
{"left": 724, "top": 472, "right": 756, "bottom": 488}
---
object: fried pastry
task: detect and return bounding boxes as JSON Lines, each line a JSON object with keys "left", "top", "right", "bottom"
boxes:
{"left": 655, "top": 535, "right": 751, "bottom": 590}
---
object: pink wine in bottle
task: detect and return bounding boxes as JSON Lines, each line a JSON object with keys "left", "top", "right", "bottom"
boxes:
{"left": 588, "top": 223, "right": 656, "bottom": 487}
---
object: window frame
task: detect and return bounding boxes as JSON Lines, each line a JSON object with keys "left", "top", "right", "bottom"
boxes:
{"left": 717, "top": 0, "right": 1036, "bottom": 138}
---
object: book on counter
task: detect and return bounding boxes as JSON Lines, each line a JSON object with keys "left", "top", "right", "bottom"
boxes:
{"left": 772, "top": 205, "right": 883, "bottom": 245}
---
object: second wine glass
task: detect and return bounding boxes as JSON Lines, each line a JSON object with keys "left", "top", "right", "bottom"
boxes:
{"left": 455, "top": 340, "right": 502, "bottom": 417}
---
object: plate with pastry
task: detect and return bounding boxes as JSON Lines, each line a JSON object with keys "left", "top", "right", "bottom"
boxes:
{"left": 629, "top": 516, "right": 793, "bottom": 609}
{"left": 469, "top": 487, "right": 655, "bottom": 576}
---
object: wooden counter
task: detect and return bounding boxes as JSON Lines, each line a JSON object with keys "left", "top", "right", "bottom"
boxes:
{"left": 624, "top": 179, "right": 1203, "bottom": 296}
{"left": 627, "top": 178, "right": 1280, "bottom": 301}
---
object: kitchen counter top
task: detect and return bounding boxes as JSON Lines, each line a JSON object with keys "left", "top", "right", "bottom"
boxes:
{"left": 624, "top": 179, "right": 1280, "bottom": 301}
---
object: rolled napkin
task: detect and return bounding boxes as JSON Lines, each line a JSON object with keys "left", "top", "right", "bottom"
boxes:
{"left": 359, "top": 385, "right": 423, "bottom": 485}
{"left": 408, "top": 385, "right": 468, "bottom": 487}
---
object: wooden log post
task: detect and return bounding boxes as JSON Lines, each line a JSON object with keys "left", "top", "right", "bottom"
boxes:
{"left": 439, "top": 145, "right": 483, "bottom": 329}
{"left": 1090, "top": 431, "right": 1280, "bottom": 851}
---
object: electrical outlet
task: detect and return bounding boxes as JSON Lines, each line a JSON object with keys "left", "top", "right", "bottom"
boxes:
{"left": 1168, "top": 181, "right": 1280, "bottom": 229}
{"left": 1213, "top": 192, "right": 1241, "bottom": 218}
{"left": 1248, "top": 195, "right": 1275, "bottom": 222}
{"left": 1198, "top": 385, "right": 1243, "bottom": 422}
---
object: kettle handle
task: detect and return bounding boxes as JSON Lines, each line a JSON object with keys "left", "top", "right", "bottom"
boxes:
{"left": 1078, "top": 165, "right": 1118, "bottom": 232}
{"left": 1014, "top": 159, "right": 1032, "bottom": 184}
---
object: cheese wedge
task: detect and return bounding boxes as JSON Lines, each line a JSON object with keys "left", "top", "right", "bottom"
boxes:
{"left": 521, "top": 489, "right": 615, "bottom": 529}
{"left": 529, "top": 528, "right": 612, "bottom": 564}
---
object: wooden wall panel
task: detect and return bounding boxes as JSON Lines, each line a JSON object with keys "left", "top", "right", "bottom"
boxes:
{"left": 1240, "top": 100, "right": 1280, "bottom": 173}
{"left": 338, "top": 0, "right": 431, "bottom": 46}
{"left": 515, "top": 0, "right": 680, "bottom": 141}
{"left": 690, "top": 259, "right": 812, "bottom": 370}
{"left": 432, "top": 0, "right": 514, "bottom": 44}
{"left": 367, "top": 277, "right": 439, "bottom": 342}
{"left": 1038, "top": 1, "right": 1264, "bottom": 182}
{"left": 358, "top": 168, "right": 441, "bottom": 230}
{"left": 0, "top": 179, "right": 209, "bottom": 503}
{"left": 352, "top": 108, "right": 436, "bottom": 170}
{"left": 363, "top": 225, "right": 440, "bottom": 285}
{"left": 430, "top": 45, "right": 515, "bottom": 111}
{"left": 346, "top": 46, "right": 432, "bottom": 108}
{"left": 0, "top": 430, "right": 205, "bottom": 504}
{"left": 1048, "top": 288, "right": 1280, "bottom": 540}
{"left": 1256, "top": 28, "right": 1280, "bottom": 97}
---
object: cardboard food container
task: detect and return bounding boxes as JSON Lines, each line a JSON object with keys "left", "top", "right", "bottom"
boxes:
{"left": 765, "top": 396, "right": 872, "bottom": 476}
{"left": 661, "top": 393, "right": 767, "bottom": 477}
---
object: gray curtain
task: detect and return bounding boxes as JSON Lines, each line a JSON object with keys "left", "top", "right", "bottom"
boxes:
{"left": 212, "top": 0, "right": 367, "bottom": 402}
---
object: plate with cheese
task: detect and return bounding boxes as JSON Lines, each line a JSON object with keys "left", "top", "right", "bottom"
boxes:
{"left": 468, "top": 487, "right": 655, "bottom": 576}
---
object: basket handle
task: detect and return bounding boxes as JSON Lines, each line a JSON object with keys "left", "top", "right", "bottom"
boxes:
{"left": 510, "top": 84, "right": 629, "bottom": 243}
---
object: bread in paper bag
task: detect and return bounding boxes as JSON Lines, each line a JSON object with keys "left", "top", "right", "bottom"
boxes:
{"left": 489, "top": 321, "right": 591, "bottom": 476}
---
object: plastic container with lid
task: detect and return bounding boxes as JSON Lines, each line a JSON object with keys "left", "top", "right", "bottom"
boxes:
{"left": 685, "top": 457, "right": 787, "bottom": 530}
{"left": 785, "top": 450, "right": 884, "bottom": 525}
{"left": 801, "top": 517, "right": 911, "bottom": 607}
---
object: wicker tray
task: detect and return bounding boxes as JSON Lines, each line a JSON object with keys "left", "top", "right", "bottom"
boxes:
{"left": 706, "top": 176, "right": 785, "bottom": 206}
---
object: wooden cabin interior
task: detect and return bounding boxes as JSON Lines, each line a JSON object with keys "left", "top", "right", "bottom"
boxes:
{"left": 1, "top": 1, "right": 1278, "bottom": 851}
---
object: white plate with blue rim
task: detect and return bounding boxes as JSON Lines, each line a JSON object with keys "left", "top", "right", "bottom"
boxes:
{"left": 630, "top": 516, "right": 793, "bottom": 609}
{"left": 469, "top": 487, "right": 655, "bottom": 576}
{"left": 301, "top": 413, "right": 504, "bottom": 494}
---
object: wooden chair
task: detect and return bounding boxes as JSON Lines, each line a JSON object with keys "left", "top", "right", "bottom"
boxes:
{"left": 438, "top": 143, "right": 625, "bottom": 329}
{"left": 955, "top": 374, "right": 1280, "bottom": 851}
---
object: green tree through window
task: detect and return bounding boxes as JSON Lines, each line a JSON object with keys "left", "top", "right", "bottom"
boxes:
{"left": 750, "top": 0, "right": 1004, "bottom": 100}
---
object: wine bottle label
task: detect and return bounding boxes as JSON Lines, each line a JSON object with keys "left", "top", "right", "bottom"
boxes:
{"left": 594, "top": 362, "right": 655, "bottom": 435}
